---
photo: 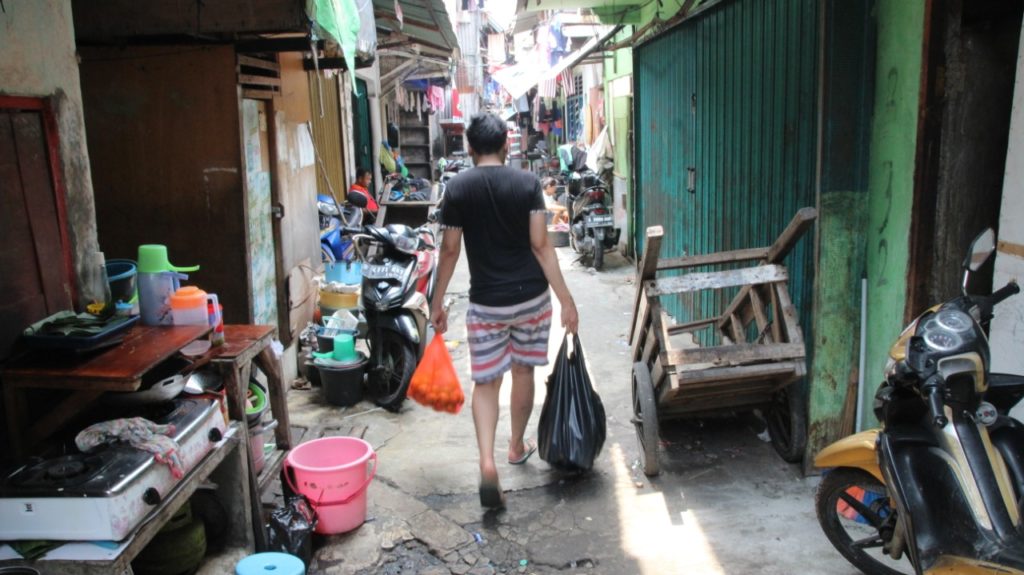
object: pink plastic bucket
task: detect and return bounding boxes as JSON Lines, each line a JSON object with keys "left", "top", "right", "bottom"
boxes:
{"left": 283, "top": 436, "right": 377, "bottom": 534}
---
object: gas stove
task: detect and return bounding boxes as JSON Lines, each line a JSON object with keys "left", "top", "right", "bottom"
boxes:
{"left": 0, "top": 397, "right": 227, "bottom": 541}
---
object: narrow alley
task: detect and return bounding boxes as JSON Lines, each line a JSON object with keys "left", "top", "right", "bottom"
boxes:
{"left": 243, "top": 248, "right": 859, "bottom": 575}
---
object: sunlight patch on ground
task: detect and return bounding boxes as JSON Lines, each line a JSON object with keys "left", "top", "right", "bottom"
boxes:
{"left": 610, "top": 442, "right": 727, "bottom": 574}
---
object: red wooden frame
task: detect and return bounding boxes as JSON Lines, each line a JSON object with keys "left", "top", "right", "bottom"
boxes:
{"left": 0, "top": 95, "right": 77, "bottom": 305}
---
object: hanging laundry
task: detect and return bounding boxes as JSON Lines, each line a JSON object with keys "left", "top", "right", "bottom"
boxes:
{"left": 428, "top": 86, "right": 445, "bottom": 111}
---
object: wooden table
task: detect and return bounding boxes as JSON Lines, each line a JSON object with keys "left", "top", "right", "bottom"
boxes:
{"left": 1, "top": 324, "right": 209, "bottom": 458}
{"left": 207, "top": 324, "right": 291, "bottom": 551}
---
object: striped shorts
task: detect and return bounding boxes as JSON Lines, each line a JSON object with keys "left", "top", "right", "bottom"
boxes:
{"left": 466, "top": 290, "right": 553, "bottom": 383}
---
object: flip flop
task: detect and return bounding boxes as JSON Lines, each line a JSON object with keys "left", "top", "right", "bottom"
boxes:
{"left": 479, "top": 478, "right": 506, "bottom": 509}
{"left": 508, "top": 439, "right": 537, "bottom": 465}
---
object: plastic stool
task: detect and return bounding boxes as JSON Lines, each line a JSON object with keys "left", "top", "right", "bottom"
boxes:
{"left": 235, "top": 552, "right": 305, "bottom": 575}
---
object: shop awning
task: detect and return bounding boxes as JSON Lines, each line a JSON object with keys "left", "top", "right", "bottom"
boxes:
{"left": 545, "top": 25, "right": 620, "bottom": 79}
{"left": 373, "top": 0, "right": 459, "bottom": 57}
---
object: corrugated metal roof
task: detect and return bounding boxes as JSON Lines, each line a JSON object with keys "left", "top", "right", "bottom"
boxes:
{"left": 374, "top": 0, "right": 459, "bottom": 57}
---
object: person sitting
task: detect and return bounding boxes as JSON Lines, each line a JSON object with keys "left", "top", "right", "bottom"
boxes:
{"left": 348, "top": 167, "right": 379, "bottom": 218}
{"left": 542, "top": 177, "right": 568, "bottom": 225}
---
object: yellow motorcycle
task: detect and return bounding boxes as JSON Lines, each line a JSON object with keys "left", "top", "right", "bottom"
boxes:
{"left": 815, "top": 229, "right": 1024, "bottom": 575}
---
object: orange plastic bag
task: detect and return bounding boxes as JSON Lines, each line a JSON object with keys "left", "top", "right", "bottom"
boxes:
{"left": 408, "top": 334, "right": 464, "bottom": 414}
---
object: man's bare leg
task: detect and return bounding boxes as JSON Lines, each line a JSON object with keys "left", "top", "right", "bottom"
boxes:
{"left": 473, "top": 375, "right": 504, "bottom": 505}
{"left": 508, "top": 363, "right": 535, "bottom": 462}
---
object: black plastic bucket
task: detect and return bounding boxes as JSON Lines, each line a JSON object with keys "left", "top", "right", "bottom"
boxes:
{"left": 318, "top": 357, "right": 366, "bottom": 407}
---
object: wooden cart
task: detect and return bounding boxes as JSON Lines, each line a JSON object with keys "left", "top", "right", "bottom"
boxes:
{"left": 629, "top": 208, "right": 816, "bottom": 475}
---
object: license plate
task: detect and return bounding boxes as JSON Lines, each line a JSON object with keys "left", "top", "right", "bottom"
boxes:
{"left": 362, "top": 263, "right": 405, "bottom": 280}
{"left": 585, "top": 214, "right": 614, "bottom": 228}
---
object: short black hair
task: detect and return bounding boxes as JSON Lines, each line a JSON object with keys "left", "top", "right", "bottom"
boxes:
{"left": 540, "top": 177, "right": 557, "bottom": 189}
{"left": 356, "top": 167, "right": 370, "bottom": 179}
{"left": 466, "top": 112, "right": 507, "bottom": 155}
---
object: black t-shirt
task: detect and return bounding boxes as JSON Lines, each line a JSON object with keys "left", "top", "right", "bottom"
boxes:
{"left": 440, "top": 165, "right": 548, "bottom": 306}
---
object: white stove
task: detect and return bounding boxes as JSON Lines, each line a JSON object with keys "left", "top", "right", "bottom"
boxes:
{"left": 0, "top": 397, "right": 227, "bottom": 541}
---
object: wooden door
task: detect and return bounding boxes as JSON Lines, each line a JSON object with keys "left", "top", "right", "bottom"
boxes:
{"left": 0, "top": 105, "right": 73, "bottom": 361}
{"left": 242, "top": 99, "right": 279, "bottom": 327}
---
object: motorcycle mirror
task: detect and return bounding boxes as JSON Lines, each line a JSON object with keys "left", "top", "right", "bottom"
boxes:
{"left": 961, "top": 227, "right": 996, "bottom": 295}
{"left": 964, "top": 228, "right": 996, "bottom": 272}
{"left": 348, "top": 192, "right": 368, "bottom": 208}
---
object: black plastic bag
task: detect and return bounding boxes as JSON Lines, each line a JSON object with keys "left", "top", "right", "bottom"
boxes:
{"left": 538, "top": 334, "right": 607, "bottom": 471}
{"left": 267, "top": 495, "right": 317, "bottom": 564}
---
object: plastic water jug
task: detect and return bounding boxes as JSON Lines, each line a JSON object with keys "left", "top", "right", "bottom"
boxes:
{"left": 136, "top": 245, "right": 199, "bottom": 326}
{"left": 170, "top": 287, "right": 219, "bottom": 327}
{"left": 138, "top": 272, "right": 185, "bottom": 326}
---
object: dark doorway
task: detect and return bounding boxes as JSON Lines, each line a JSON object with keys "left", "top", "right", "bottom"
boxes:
{"left": 352, "top": 78, "right": 372, "bottom": 187}
{"left": 908, "top": 0, "right": 1024, "bottom": 315}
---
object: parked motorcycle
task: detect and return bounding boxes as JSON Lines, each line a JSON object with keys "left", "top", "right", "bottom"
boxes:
{"left": 438, "top": 157, "right": 468, "bottom": 199}
{"left": 814, "top": 228, "right": 1024, "bottom": 575}
{"left": 341, "top": 196, "right": 437, "bottom": 411}
{"left": 317, "top": 193, "right": 362, "bottom": 263}
{"left": 566, "top": 170, "right": 619, "bottom": 270}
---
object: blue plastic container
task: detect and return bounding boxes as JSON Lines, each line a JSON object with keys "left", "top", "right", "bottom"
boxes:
{"left": 235, "top": 552, "right": 305, "bottom": 575}
{"left": 325, "top": 261, "right": 362, "bottom": 285}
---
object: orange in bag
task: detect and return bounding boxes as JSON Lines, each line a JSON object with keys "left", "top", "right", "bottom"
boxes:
{"left": 409, "top": 334, "right": 464, "bottom": 414}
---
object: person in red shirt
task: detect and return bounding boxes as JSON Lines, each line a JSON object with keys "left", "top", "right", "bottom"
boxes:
{"left": 348, "top": 168, "right": 379, "bottom": 217}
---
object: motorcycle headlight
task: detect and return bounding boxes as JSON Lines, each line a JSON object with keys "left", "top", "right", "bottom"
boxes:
{"left": 393, "top": 234, "right": 418, "bottom": 255}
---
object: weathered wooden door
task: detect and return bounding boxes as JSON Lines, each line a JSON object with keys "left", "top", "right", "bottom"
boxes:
{"left": 242, "top": 99, "right": 279, "bottom": 326}
{"left": 0, "top": 106, "right": 73, "bottom": 360}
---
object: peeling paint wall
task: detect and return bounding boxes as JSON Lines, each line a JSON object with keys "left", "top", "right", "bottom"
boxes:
{"left": 861, "top": 0, "right": 925, "bottom": 430}
{"left": 0, "top": 0, "right": 100, "bottom": 300}
{"left": 805, "top": 0, "right": 874, "bottom": 463}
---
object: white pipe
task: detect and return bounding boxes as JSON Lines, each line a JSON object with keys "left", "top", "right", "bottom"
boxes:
{"left": 856, "top": 277, "right": 867, "bottom": 433}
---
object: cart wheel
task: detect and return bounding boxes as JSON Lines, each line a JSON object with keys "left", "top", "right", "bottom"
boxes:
{"left": 766, "top": 382, "right": 807, "bottom": 463}
{"left": 632, "top": 362, "right": 660, "bottom": 476}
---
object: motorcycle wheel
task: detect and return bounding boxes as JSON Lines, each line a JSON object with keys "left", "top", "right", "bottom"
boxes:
{"left": 369, "top": 330, "right": 417, "bottom": 412}
{"left": 815, "top": 468, "right": 911, "bottom": 575}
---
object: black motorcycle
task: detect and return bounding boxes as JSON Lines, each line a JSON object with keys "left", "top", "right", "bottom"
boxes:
{"left": 342, "top": 196, "right": 437, "bottom": 411}
{"left": 566, "top": 170, "right": 619, "bottom": 270}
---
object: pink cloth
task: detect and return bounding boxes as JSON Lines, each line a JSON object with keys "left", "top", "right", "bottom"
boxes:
{"left": 76, "top": 417, "right": 184, "bottom": 478}
{"left": 428, "top": 86, "right": 445, "bottom": 111}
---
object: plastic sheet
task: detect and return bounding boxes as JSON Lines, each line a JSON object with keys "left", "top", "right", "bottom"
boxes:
{"left": 538, "top": 334, "right": 607, "bottom": 471}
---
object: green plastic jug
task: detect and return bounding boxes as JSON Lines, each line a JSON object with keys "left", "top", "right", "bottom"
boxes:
{"left": 137, "top": 245, "right": 200, "bottom": 274}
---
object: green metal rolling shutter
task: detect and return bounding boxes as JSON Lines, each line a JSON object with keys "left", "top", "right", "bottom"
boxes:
{"left": 634, "top": 0, "right": 819, "bottom": 342}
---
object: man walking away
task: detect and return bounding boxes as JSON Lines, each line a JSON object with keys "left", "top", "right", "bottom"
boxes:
{"left": 430, "top": 112, "right": 579, "bottom": 509}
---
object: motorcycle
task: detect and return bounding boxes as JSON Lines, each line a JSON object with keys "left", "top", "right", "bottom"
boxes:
{"left": 317, "top": 193, "right": 362, "bottom": 263}
{"left": 341, "top": 194, "right": 437, "bottom": 411}
{"left": 438, "top": 157, "right": 468, "bottom": 199}
{"left": 565, "top": 170, "right": 620, "bottom": 270}
{"left": 814, "top": 228, "right": 1024, "bottom": 575}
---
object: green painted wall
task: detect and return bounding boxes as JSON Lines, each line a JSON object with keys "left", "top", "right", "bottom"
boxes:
{"left": 805, "top": 0, "right": 874, "bottom": 465}
{"left": 603, "top": 27, "right": 633, "bottom": 81}
{"left": 594, "top": 0, "right": 698, "bottom": 25}
{"left": 861, "top": 0, "right": 925, "bottom": 430}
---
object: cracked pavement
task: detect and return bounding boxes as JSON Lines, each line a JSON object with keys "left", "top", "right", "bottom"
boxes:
{"left": 265, "top": 247, "right": 862, "bottom": 574}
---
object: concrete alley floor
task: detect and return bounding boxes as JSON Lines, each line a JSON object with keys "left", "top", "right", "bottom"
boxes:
{"left": 281, "top": 247, "right": 863, "bottom": 575}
